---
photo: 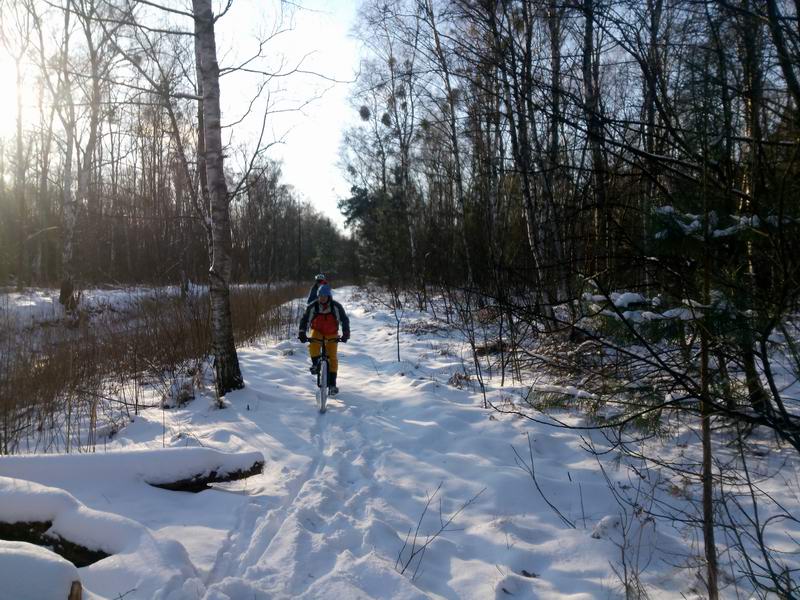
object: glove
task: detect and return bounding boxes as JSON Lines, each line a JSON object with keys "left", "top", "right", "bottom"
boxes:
{"left": 340, "top": 333, "right": 349, "bottom": 343}
{"left": 298, "top": 331, "right": 308, "bottom": 343}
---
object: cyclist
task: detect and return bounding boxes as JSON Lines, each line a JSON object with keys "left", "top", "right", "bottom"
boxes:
{"left": 307, "top": 273, "right": 327, "bottom": 305}
{"left": 298, "top": 284, "right": 350, "bottom": 395}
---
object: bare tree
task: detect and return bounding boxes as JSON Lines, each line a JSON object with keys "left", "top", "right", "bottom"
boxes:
{"left": 0, "top": 0, "right": 32, "bottom": 288}
{"left": 191, "top": 0, "right": 243, "bottom": 396}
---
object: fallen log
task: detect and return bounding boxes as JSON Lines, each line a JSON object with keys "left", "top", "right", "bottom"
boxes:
{"left": 0, "top": 521, "right": 109, "bottom": 567}
{"left": 0, "top": 447, "right": 266, "bottom": 495}
{"left": 147, "top": 458, "right": 265, "bottom": 493}
{"left": 0, "top": 478, "right": 200, "bottom": 596}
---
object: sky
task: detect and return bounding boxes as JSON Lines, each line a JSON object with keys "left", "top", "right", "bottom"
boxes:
{"left": 0, "top": 0, "right": 363, "bottom": 231}
{"left": 217, "top": 0, "right": 363, "bottom": 230}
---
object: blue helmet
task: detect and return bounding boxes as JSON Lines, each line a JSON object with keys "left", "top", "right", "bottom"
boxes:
{"left": 317, "top": 284, "right": 333, "bottom": 299}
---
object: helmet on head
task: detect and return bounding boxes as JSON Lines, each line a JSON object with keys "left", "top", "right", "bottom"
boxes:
{"left": 315, "top": 273, "right": 327, "bottom": 282}
{"left": 317, "top": 284, "right": 333, "bottom": 299}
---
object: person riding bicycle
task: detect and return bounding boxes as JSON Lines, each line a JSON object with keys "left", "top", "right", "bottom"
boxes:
{"left": 307, "top": 273, "right": 328, "bottom": 305}
{"left": 298, "top": 284, "right": 350, "bottom": 395}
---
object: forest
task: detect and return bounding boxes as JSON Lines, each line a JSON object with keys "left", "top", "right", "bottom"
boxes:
{"left": 0, "top": 0, "right": 357, "bottom": 288}
{"left": 338, "top": 1, "right": 800, "bottom": 597}
{"left": 1, "top": 0, "right": 800, "bottom": 598}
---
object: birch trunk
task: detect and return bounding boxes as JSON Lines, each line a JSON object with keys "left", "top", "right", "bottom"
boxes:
{"left": 193, "top": 0, "right": 243, "bottom": 396}
{"left": 193, "top": 27, "right": 214, "bottom": 260}
{"left": 488, "top": 5, "right": 554, "bottom": 327}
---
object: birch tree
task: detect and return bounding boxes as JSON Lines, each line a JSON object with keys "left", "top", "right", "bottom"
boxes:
{"left": 192, "top": 0, "right": 243, "bottom": 395}
{"left": 28, "top": 0, "right": 79, "bottom": 304}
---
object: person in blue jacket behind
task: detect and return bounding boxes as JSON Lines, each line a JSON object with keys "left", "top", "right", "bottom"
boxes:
{"left": 307, "top": 273, "right": 327, "bottom": 304}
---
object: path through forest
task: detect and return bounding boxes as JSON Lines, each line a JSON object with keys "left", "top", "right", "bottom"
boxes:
{"left": 4, "top": 289, "right": 706, "bottom": 599}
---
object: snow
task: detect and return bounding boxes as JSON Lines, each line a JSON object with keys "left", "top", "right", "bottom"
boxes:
{"left": 0, "top": 282, "right": 294, "bottom": 330}
{"left": 662, "top": 307, "right": 698, "bottom": 320}
{"left": 584, "top": 290, "right": 704, "bottom": 323}
{"left": 583, "top": 292, "right": 646, "bottom": 308}
{"left": 0, "top": 447, "right": 264, "bottom": 488}
{"left": 0, "top": 541, "right": 80, "bottom": 600}
{"left": 0, "top": 286, "right": 181, "bottom": 328}
{"left": 2, "top": 287, "right": 798, "bottom": 598}
{"left": 581, "top": 292, "right": 606, "bottom": 303}
{"left": 654, "top": 207, "right": 789, "bottom": 240}
{"left": 590, "top": 514, "right": 621, "bottom": 539}
{"left": 0, "top": 477, "right": 203, "bottom": 599}
{"left": 611, "top": 292, "right": 646, "bottom": 308}
{"left": 533, "top": 383, "right": 597, "bottom": 400}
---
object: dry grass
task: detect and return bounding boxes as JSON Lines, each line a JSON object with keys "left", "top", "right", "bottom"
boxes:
{"left": 0, "top": 283, "right": 307, "bottom": 454}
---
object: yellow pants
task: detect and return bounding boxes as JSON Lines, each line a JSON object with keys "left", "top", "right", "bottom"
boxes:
{"left": 309, "top": 332, "right": 338, "bottom": 373}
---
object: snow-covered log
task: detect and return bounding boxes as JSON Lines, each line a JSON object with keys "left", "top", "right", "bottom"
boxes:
{"left": 0, "top": 447, "right": 264, "bottom": 493}
{"left": 147, "top": 454, "right": 264, "bottom": 493}
{"left": 0, "top": 541, "right": 82, "bottom": 600}
{"left": 0, "top": 519, "right": 108, "bottom": 567}
{"left": 0, "top": 477, "right": 204, "bottom": 598}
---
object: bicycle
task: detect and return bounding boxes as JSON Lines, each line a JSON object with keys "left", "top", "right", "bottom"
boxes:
{"left": 305, "top": 336, "right": 341, "bottom": 413}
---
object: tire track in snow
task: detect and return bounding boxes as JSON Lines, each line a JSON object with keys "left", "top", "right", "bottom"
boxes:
{"left": 202, "top": 302, "right": 438, "bottom": 599}
{"left": 202, "top": 366, "right": 332, "bottom": 590}
{"left": 203, "top": 340, "right": 392, "bottom": 597}
{"left": 236, "top": 404, "right": 374, "bottom": 594}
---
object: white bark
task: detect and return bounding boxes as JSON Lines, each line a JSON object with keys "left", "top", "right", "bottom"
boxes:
{"left": 192, "top": 0, "right": 243, "bottom": 396}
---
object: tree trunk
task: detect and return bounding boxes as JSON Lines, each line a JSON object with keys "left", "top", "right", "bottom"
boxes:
{"left": 544, "top": 1, "right": 567, "bottom": 302}
{"left": 582, "top": 0, "right": 609, "bottom": 278}
{"left": 423, "top": 0, "right": 473, "bottom": 284}
{"left": 192, "top": 0, "right": 243, "bottom": 397}
{"left": 765, "top": 0, "right": 800, "bottom": 121}
{"left": 147, "top": 457, "right": 264, "bottom": 492}
{"left": 57, "top": 4, "right": 77, "bottom": 306}
{"left": 36, "top": 82, "right": 55, "bottom": 283}
{"left": 488, "top": 4, "right": 554, "bottom": 327}
{"left": 701, "top": 120, "right": 719, "bottom": 599}
{"left": 74, "top": 36, "right": 101, "bottom": 285}
{"left": 60, "top": 97, "right": 77, "bottom": 307}
{"left": 14, "top": 54, "right": 27, "bottom": 289}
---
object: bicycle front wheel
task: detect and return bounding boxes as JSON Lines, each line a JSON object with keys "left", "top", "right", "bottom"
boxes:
{"left": 318, "top": 359, "right": 328, "bottom": 413}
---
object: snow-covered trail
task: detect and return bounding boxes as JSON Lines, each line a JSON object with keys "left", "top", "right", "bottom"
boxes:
{"left": 194, "top": 292, "right": 623, "bottom": 599}
{"left": 2, "top": 288, "right": 703, "bottom": 599}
